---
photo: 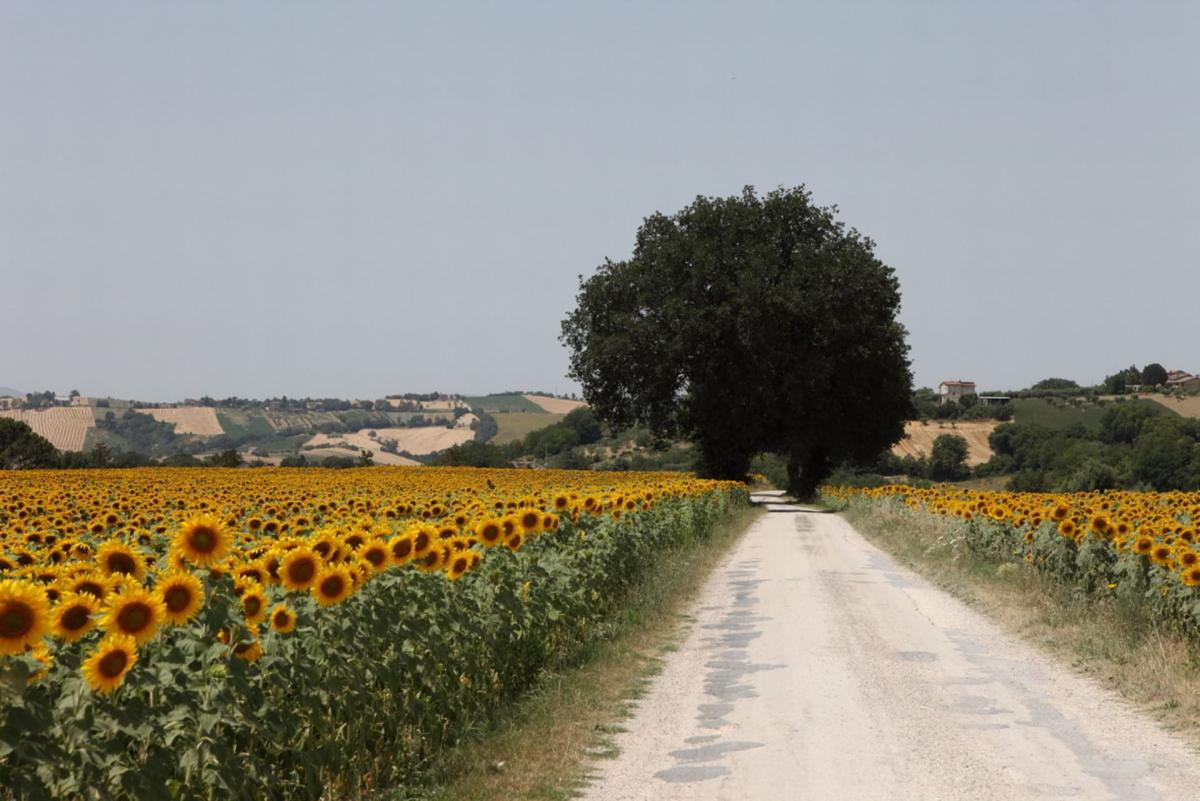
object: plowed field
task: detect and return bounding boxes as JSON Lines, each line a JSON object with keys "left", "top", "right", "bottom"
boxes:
{"left": 0, "top": 407, "right": 95, "bottom": 451}
{"left": 139, "top": 407, "right": 224, "bottom": 436}
{"left": 891, "top": 420, "right": 997, "bottom": 466}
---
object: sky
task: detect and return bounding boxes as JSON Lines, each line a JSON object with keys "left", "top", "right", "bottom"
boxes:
{"left": 2, "top": 1, "right": 1198, "bottom": 402}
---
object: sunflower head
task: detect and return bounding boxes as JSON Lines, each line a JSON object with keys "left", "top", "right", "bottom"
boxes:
{"left": 446, "top": 550, "right": 473, "bottom": 581}
{"left": 52, "top": 591, "right": 100, "bottom": 642}
{"left": 0, "top": 579, "right": 51, "bottom": 655}
{"left": 157, "top": 572, "right": 204, "bottom": 625}
{"left": 280, "top": 548, "right": 320, "bottom": 591}
{"left": 312, "top": 566, "right": 354, "bottom": 606}
{"left": 82, "top": 633, "right": 138, "bottom": 693}
{"left": 388, "top": 534, "right": 415, "bottom": 565}
{"left": 102, "top": 587, "right": 165, "bottom": 645}
{"left": 174, "top": 515, "right": 230, "bottom": 567}
{"left": 96, "top": 541, "right": 146, "bottom": 581}
{"left": 359, "top": 542, "right": 390, "bottom": 572}
{"left": 475, "top": 519, "right": 504, "bottom": 547}
{"left": 269, "top": 603, "right": 296, "bottom": 634}
{"left": 241, "top": 586, "right": 268, "bottom": 627}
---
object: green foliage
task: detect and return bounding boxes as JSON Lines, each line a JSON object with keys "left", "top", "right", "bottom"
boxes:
{"left": 431, "top": 441, "right": 516, "bottom": 468}
{"left": 982, "top": 408, "right": 1200, "bottom": 492}
{"left": 0, "top": 419, "right": 59, "bottom": 469}
{"left": 1031, "top": 377, "right": 1081, "bottom": 391}
{"left": 562, "top": 407, "right": 602, "bottom": 445}
{"left": 1011, "top": 397, "right": 1170, "bottom": 430}
{"left": 0, "top": 491, "right": 745, "bottom": 800}
{"left": 929, "top": 434, "right": 970, "bottom": 480}
{"left": 523, "top": 424, "right": 579, "bottom": 457}
{"left": 470, "top": 412, "right": 498, "bottom": 443}
{"left": 1130, "top": 418, "right": 1200, "bottom": 490}
{"left": 1141, "top": 363, "right": 1169, "bottom": 387}
{"left": 561, "top": 185, "right": 913, "bottom": 499}
{"left": 98, "top": 410, "right": 179, "bottom": 455}
{"left": 1099, "top": 402, "right": 1160, "bottom": 444}
{"left": 205, "top": 449, "right": 245, "bottom": 468}
{"left": 1103, "top": 364, "right": 1142, "bottom": 394}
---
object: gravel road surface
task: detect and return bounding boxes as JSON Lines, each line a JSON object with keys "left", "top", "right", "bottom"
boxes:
{"left": 580, "top": 510, "right": 1200, "bottom": 800}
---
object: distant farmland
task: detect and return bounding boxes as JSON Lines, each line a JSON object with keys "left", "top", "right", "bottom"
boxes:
{"left": 892, "top": 420, "right": 997, "bottom": 467}
{"left": 491, "top": 412, "right": 566, "bottom": 444}
{"left": 1011, "top": 397, "right": 1174, "bottom": 429}
{"left": 0, "top": 407, "right": 95, "bottom": 451}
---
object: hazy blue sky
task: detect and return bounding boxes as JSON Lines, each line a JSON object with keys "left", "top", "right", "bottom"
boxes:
{"left": 3, "top": 2, "right": 1198, "bottom": 402}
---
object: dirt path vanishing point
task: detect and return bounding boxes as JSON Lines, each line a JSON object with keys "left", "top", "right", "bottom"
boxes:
{"left": 580, "top": 510, "right": 1200, "bottom": 801}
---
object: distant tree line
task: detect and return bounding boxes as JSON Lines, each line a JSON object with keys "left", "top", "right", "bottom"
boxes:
{"left": 910, "top": 388, "right": 1013, "bottom": 422}
{"left": 0, "top": 420, "right": 378, "bottom": 471}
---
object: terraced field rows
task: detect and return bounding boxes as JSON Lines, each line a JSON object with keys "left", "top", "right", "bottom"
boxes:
{"left": 0, "top": 407, "right": 94, "bottom": 451}
{"left": 138, "top": 407, "right": 224, "bottom": 436}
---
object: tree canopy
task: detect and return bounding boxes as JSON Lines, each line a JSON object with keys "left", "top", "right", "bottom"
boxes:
{"left": 0, "top": 419, "right": 60, "bottom": 469}
{"left": 561, "top": 185, "right": 914, "bottom": 499}
{"left": 1141, "top": 363, "right": 1168, "bottom": 387}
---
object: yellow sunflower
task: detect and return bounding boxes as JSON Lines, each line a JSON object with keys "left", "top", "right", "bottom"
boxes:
{"left": 279, "top": 548, "right": 320, "bottom": 591}
{"left": 269, "top": 603, "right": 296, "bottom": 634}
{"left": 518, "top": 509, "right": 542, "bottom": 533}
{"left": 474, "top": 518, "right": 504, "bottom": 547}
{"left": 173, "top": 514, "right": 230, "bottom": 567}
{"left": 387, "top": 533, "right": 416, "bottom": 566}
{"left": 241, "top": 585, "right": 268, "bottom": 627}
{"left": 102, "top": 587, "right": 165, "bottom": 645}
{"left": 0, "top": 579, "right": 51, "bottom": 655}
{"left": 156, "top": 572, "right": 204, "bottom": 625}
{"left": 411, "top": 525, "right": 435, "bottom": 558}
{"left": 446, "top": 549, "right": 473, "bottom": 581}
{"left": 358, "top": 541, "right": 390, "bottom": 572}
{"left": 233, "top": 638, "right": 262, "bottom": 662}
{"left": 82, "top": 633, "right": 137, "bottom": 693}
{"left": 51, "top": 591, "right": 100, "bottom": 642}
{"left": 96, "top": 541, "right": 146, "bottom": 581}
{"left": 311, "top": 566, "right": 353, "bottom": 606}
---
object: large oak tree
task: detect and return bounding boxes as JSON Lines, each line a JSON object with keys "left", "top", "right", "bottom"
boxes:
{"left": 561, "top": 186, "right": 914, "bottom": 499}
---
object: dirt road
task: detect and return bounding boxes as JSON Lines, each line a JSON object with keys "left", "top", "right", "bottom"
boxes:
{"left": 581, "top": 510, "right": 1200, "bottom": 800}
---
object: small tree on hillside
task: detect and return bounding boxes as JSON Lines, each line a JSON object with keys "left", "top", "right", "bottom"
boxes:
{"left": 929, "top": 434, "right": 970, "bottom": 480}
{"left": 1141, "top": 363, "right": 1168, "bottom": 387}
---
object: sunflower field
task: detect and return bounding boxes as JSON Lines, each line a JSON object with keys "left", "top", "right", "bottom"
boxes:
{"left": 0, "top": 467, "right": 746, "bottom": 800}
{"left": 830, "top": 484, "right": 1200, "bottom": 638}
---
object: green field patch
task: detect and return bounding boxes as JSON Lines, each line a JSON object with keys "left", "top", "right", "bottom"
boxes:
{"left": 1011, "top": 397, "right": 1175, "bottom": 430}
{"left": 492, "top": 412, "right": 566, "bottom": 444}
{"left": 216, "top": 408, "right": 276, "bottom": 438}
{"left": 462, "top": 394, "right": 547, "bottom": 414}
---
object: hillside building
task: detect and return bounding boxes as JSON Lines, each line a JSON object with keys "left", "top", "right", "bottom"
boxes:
{"left": 938, "top": 380, "right": 977, "bottom": 404}
{"left": 1167, "top": 370, "right": 1200, "bottom": 389}
{"left": 977, "top": 395, "right": 1011, "bottom": 406}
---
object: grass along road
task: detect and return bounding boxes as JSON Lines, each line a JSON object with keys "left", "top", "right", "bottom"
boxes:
{"left": 581, "top": 510, "right": 1200, "bottom": 800}
{"left": 405, "top": 506, "right": 763, "bottom": 801}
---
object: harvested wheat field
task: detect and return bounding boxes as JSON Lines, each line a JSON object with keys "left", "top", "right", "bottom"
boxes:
{"left": 1145, "top": 394, "right": 1200, "bottom": 419}
{"left": 522, "top": 394, "right": 587, "bottom": 414}
{"left": 138, "top": 407, "right": 224, "bottom": 435}
{"left": 892, "top": 420, "right": 997, "bottom": 466}
{"left": 0, "top": 407, "right": 95, "bottom": 451}
{"left": 304, "top": 426, "right": 474, "bottom": 456}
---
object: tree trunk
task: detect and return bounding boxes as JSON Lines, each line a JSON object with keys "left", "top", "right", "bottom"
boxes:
{"left": 786, "top": 448, "right": 830, "bottom": 503}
